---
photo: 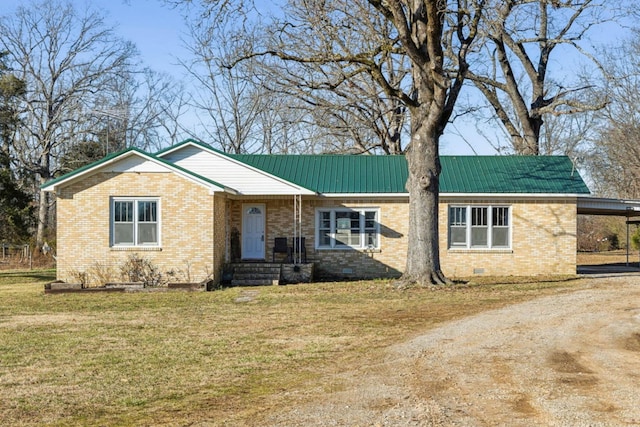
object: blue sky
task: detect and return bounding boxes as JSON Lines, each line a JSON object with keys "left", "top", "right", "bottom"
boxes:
{"left": 4, "top": 0, "right": 189, "bottom": 77}
{"left": 110, "top": 1, "right": 186, "bottom": 73}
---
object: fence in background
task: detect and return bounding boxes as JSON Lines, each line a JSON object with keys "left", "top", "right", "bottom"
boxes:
{"left": 0, "top": 243, "right": 32, "bottom": 269}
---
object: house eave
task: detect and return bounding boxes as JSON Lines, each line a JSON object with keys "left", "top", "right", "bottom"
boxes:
{"left": 320, "top": 193, "right": 408, "bottom": 198}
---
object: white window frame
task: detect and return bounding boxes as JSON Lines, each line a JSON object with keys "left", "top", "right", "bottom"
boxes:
{"left": 315, "top": 208, "right": 380, "bottom": 250}
{"left": 448, "top": 205, "right": 511, "bottom": 250}
{"left": 111, "top": 197, "right": 161, "bottom": 247}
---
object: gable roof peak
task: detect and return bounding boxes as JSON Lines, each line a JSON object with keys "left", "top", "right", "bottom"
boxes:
{"left": 41, "top": 145, "right": 229, "bottom": 193}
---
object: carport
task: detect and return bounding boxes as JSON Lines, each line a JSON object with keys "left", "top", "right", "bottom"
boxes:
{"left": 577, "top": 196, "right": 640, "bottom": 273}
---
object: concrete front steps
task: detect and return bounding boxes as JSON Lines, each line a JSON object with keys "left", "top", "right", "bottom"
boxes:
{"left": 231, "top": 263, "right": 281, "bottom": 286}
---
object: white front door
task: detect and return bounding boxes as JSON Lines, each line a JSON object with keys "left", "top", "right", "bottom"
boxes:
{"left": 242, "top": 204, "right": 265, "bottom": 259}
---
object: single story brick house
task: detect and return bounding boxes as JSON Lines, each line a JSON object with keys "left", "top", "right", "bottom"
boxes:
{"left": 42, "top": 139, "right": 591, "bottom": 285}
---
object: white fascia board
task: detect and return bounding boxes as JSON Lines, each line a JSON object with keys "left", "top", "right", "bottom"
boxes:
{"left": 41, "top": 152, "right": 137, "bottom": 192}
{"left": 237, "top": 189, "right": 316, "bottom": 196}
{"left": 159, "top": 141, "right": 316, "bottom": 196}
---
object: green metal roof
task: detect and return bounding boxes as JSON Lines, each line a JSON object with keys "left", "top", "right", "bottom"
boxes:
{"left": 231, "top": 154, "right": 408, "bottom": 193}
{"left": 440, "top": 156, "right": 590, "bottom": 194}
{"left": 43, "top": 136, "right": 591, "bottom": 196}
{"left": 231, "top": 154, "right": 591, "bottom": 194}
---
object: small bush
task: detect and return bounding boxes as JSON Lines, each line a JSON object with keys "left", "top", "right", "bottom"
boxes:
{"left": 120, "top": 254, "right": 164, "bottom": 287}
{"left": 166, "top": 259, "right": 193, "bottom": 283}
{"left": 87, "top": 262, "right": 118, "bottom": 286}
{"left": 68, "top": 269, "right": 88, "bottom": 286}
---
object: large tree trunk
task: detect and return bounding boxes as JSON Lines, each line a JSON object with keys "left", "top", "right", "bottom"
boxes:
{"left": 401, "top": 106, "right": 449, "bottom": 285}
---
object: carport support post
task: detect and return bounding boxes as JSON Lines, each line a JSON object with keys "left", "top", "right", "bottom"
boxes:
{"left": 627, "top": 215, "right": 630, "bottom": 267}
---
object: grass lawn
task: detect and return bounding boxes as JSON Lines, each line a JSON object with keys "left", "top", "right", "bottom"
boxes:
{"left": 0, "top": 268, "right": 590, "bottom": 426}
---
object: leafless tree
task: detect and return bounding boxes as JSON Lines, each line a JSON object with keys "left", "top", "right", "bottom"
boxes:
{"left": 246, "top": 0, "right": 411, "bottom": 155}
{"left": 179, "top": 18, "right": 269, "bottom": 154}
{"left": 1, "top": 1, "right": 187, "bottom": 245}
{"left": 91, "top": 68, "right": 189, "bottom": 153}
{"left": 0, "top": 1, "right": 137, "bottom": 245}
{"left": 255, "top": 95, "right": 313, "bottom": 154}
{"left": 587, "top": 34, "right": 640, "bottom": 198}
{"left": 538, "top": 110, "right": 596, "bottom": 159}
{"left": 179, "top": 0, "right": 484, "bottom": 284}
{"left": 177, "top": 0, "right": 411, "bottom": 155}
{"left": 466, "top": 0, "right": 616, "bottom": 154}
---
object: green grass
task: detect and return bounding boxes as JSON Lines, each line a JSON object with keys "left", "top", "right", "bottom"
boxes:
{"left": 0, "top": 269, "right": 590, "bottom": 426}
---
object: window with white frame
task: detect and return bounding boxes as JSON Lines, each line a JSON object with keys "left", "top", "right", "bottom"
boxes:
{"left": 112, "top": 198, "right": 160, "bottom": 246}
{"left": 316, "top": 208, "right": 380, "bottom": 249}
{"left": 448, "top": 205, "right": 510, "bottom": 249}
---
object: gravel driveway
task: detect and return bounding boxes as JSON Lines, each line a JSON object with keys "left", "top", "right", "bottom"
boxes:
{"left": 267, "top": 276, "right": 640, "bottom": 426}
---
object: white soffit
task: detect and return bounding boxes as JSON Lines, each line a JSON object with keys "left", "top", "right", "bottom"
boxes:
{"left": 109, "top": 155, "right": 171, "bottom": 173}
{"left": 160, "top": 144, "right": 315, "bottom": 196}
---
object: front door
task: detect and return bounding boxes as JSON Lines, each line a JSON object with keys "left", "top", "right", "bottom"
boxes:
{"left": 242, "top": 204, "right": 265, "bottom": 259}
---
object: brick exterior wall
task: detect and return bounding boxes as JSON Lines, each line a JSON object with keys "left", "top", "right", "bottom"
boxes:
{"left": 229, "top": 196, "right": 578, "bottom": 279}
{"left": 439, "top": 198, "right": 578, "bottom": 277}
{"left": 56, "top": 172, "right": 578, "bottom": 285}
{"left": 228, "top": 198, "right": 409, "bottom": 279}
{"left": 56, "top": 172, "right": 218, "bottom": 286}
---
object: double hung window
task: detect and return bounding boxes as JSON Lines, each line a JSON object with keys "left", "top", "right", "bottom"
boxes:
{"left": 112, "top": 198, "right": 159, "bottom": 246}
{"left": 448, "top": 205, "right": 510, "bottom": 249}
{"left": 316, "top": 208, "right": 379, "bottom": 249}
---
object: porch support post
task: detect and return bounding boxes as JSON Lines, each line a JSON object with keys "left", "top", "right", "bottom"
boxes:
{"left": 225, "top": 197, "right": 231, "bottom": 263}
{"left": 293, "top": 195, "right": 297, "bottom": 264}
{"left": 298, "top": 194, "right": 302, "bottom": 264}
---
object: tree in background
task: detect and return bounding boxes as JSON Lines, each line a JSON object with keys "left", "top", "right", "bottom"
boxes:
{"left": 465, "top": 0, "right": 616, "bottom": 155}
{"left": 0, "top": 1, "right": 186, "bottom": 246}
{"left": 58, "top": 141, "right": 105, "bottom": 174}
{"left": 178, "top": 0, "right": 411, "bottom": 155}
{"left": 586, "top": 31, "right": 640, "bottom": 198}
{"left": 0, "top": 52, "right": 32, "bottom": 242}
{"left": 253, "top": 0, "right": 411, "bottom": 154}
{"left": 0, "top": 1, "right": 137, "bottom": 246}
{"left": 181, "top": 19, "right": 268, "bottom": 154}
{"left": 577, "top": 215, "right": 624, "bottom": 252}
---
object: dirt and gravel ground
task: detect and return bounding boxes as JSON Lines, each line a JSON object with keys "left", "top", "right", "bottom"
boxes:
{"left": 266, "top": 275, "right": 640, "bottom": 426}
